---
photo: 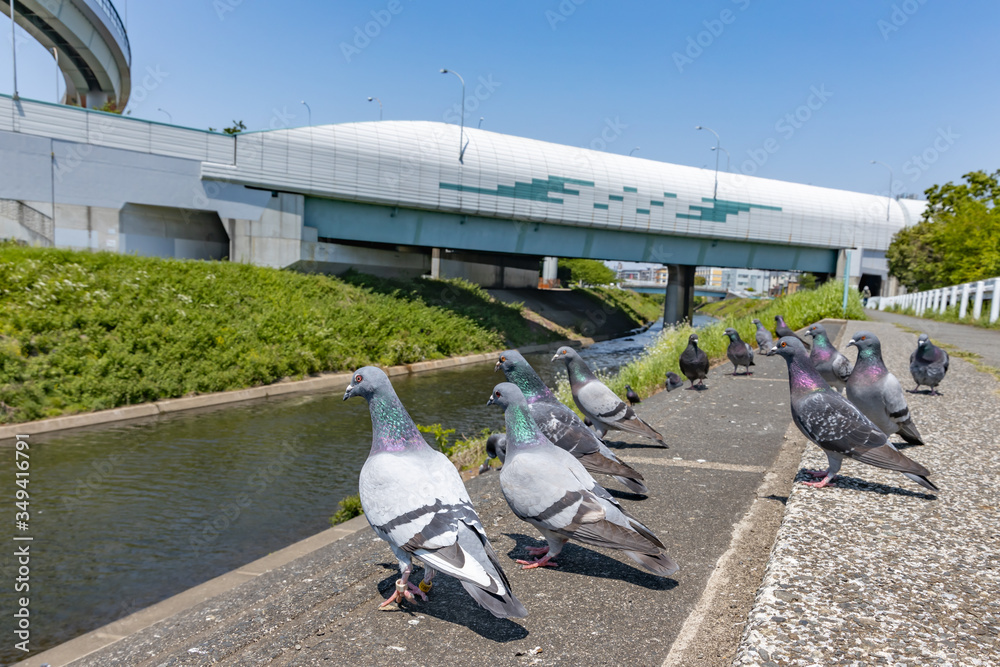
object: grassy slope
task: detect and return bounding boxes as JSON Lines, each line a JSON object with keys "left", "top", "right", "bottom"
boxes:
{"left": 0, "top": 245, "right": 558, "bottom": 423}
{"left": 557, "top": 280, "right": 866, "bottom": 406}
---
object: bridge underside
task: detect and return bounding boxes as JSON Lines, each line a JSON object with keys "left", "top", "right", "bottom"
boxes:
{"left": 305, "top": 198, "right": 839, "bottom": 274}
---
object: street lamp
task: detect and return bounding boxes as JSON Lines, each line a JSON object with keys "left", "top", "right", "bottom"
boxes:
{"left": 10, "top": 0, "right": 18, "bottom": 99}
{"left": 870, "top": 160, "right": 893, "bottom": 221}
{"left": 440, "top": 68, "right": 466, "bottom": 163}
{"left": 478, "top": 116, "right": 484, "bottom": 128}
{"left": 711, "top": 146, "right": 731, "bottom": 171}
{"left": 300, "top": 100, "right": 312, "bottom": 126}
{"left": 367, "top": 96, "right": 383, "bottom": 121}
{"left": 156, "top": 108, "right": 172, "bottom": 123}
{"left": 628, "top": 147, "right": 640, "bottom": 156}
{"left": 696, "top": 125, "right": 721, "bottom": 199}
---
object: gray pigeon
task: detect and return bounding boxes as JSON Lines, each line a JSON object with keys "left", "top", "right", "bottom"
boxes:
{"left": 775, "top": 315, "right": 809, "bottom": 350}
{"left": 552, "top": 346, "right": 668, "bottom": 447}
{"left": 752, "top": 319, "right": 774, "bottom": 354}
{"left": 678, "top": 333, "right": 709, "bottom": 390}
{"left": 344, "top": 367, "right": 526, "bottom": 618}
{"left": 495, "top": 350, "right": 648, "bottom": 494}
{"left": 804, "top": 323, "right": 853, "bottom": 393}
{"left": 845, "top": 331, "right": 925, "bottom": 447}
{"left": 724, "top": 327, "right": 755, "bottom": 375}
{"left": 665, "top": 372, "right": 685, "bottom": 392}
{"left": 625, "top": 385, "right": 641, "bottom": 406}
{"left": 767, "top": 338, "right": 938, "bottom": 491}
{"left": 486, "top": 382, "right": 678, "bottom": 575}
{"left": 910, "top": 334, "right": 949, "bottom": 395}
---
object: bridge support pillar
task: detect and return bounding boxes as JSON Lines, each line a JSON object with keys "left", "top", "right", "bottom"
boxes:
{"left": 431, "top": 248, "right": 442, "bottom": 279}
{"left": 664, "top": 265, "right": 695, "bottom": 326}
{"left": 540, "top": 256, "right": 559, "bottom": 288}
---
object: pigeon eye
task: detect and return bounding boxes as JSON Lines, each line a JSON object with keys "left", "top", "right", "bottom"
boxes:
{"left": 500, "top": 356, "right": 506, "bottom": 362}
{"left": 861, "top": 336, "right": 866, "bottom": 341}
{"left": 495, "top": 390, "right": 502, "bottom": 397}
{"left": 561, "top": 350, "right": 566, "bottom": 354}
{"left": 355, "top": 374, "right": 363, "bottom": 383}
{"left": 781, "top": 342, "right": 787, "bottom": 347}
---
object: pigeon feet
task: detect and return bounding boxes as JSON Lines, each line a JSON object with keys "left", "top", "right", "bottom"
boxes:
{"left": 803, "top": 469, "right": 829, "bottom": 479}
{"left": 802, "top": 476, "right": 836, "bottom": 488}
{"left": 379, "top": 579, "right": 428, "bottom": 609}
{"left": 516, "top": 554, "right": 558, "bottom": 569}
{"left": 524, "top": 545, "right": 550, "bottom": 556}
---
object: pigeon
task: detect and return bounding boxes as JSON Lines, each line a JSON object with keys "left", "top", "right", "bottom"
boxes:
{"left": 767, "top": 338, "right": 938, "bottom": 491}
{"left": 478, "top": 433, "right": 506, "bottom": 474}
{"left": 486, "top": 382, "right": 678, "bottom": 575}
{"left": 679, "top": 333, "right": 710, "bottom": 390}
{"left": 724, "top": 328, "right": 755, "bottom": 375}
{"left": 495, "top": 350, "right": 648, "bottom": 494}
{"left": 804, "top": 323, "right": 853, "bottom": 393}
{"left": 344, "top": 367, "right": 526, "bottom": 618}
{"left": 625, "top": 385, "right": 641, "bottom": 406}
{"left": 775, "top": 315, "right": 809, "bottom": 350}
{"left": 752, "top": 319, "right": 774, "bottom": 354}
{"left": 910, "top": 334, "right": 949, "bottom": 395}
{"left": 665, "top": 372, "right": 685, "bottom": 392}
{"left": 552, "top": 346, "right": 669, "bottom": 447}
{"left": 845, "top": 331, "right": 926, "bottom": 447}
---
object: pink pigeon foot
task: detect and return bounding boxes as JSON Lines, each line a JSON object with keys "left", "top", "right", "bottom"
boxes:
{"left": 524, "top": 545, "right": 550, "bottom": 556}
{"left": 802, "top": 475, "right": 837, "bottom": 488}
{"left": 803, "top": 469, "right": 829, "bottom": 479}
{"left": 379, "top": 579, "right": 428, "bottom": 608}
{"left": 516, "top": 554, "right": 558, "bottom": 569}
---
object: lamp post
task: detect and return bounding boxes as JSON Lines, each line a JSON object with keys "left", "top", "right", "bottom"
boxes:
{"left": 367, "top": 96, "right": 383, "bottom": 121}
{"left": 711, "top": 146, "right": 731, "bottom": 171}
{"left": 156, "top": 108, "right": 172, "bottom": 123}
{"left": 10, "top": 0, "right": 18, "bottom": 99}
{"left": 440, "top": 68, "right": 466, "bottom": 163}
{"left": 870, "top": 160, "right": 893, "bottom": 221}
{"left": 628, "top": 147, "right": 640, "bottom": 156}
{"left": 696, "top": 125, "right": 721, "bottom": 199}
{"left": 300, "top": 100, "right": 312, "bottom": 126}
{"left": 478, "top": 116, "right": 484, "bottom": 128}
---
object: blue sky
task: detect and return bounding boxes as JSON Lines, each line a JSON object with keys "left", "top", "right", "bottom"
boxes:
{"left": 3, "top": 1, "right": 996, "bottom": 197}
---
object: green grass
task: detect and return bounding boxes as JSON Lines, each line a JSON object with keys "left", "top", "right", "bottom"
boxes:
{"left": 0, "top": 244, "right": 560, "bottom": 424}
{"left": 577, "top": 287, "right": 664, "bottom": 326}
{"left": 699, "top": 297, "right": 772, "bottom": 320}
{"left": 556, "top": 280, "right": 865, "bottom": 407}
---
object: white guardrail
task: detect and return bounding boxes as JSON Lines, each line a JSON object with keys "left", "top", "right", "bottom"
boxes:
{"left": 876, "top": 276, "right": 1000, "bottom": 324}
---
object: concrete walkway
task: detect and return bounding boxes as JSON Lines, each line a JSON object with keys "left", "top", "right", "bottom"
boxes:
{"left": 867, "top": 309, "right": 1000, "bottom": 369}
{"left": 734, "top": 319, "right": 1000, "bottom": 666}
{"left": 21, "top": 326, "right": 838, "bottom": 667}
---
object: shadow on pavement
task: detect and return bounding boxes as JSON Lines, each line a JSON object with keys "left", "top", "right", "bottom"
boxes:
{"left": 373, "top": 568, "right": 531, "bottom": 642}
{"left": 794, "top": 470, "right": 938, "bottom": 500}
{"left": 503, "top": 534, "right": 679, "bottom": 591}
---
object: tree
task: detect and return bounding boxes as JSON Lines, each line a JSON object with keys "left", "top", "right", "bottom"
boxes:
{"left": 694, "top": 275, "right": 707, "bottom": 286}
{"left": 557, "top": 259, "right": 617, "bottom": 286}
{"left": 887, "top": 170, "right": 1000, "bottom": 291}
{"left": 798, "top": 272, "right": 818, "bottom": 290}
{"left": 209, "top": 120, "right": 247, "bottom": 135}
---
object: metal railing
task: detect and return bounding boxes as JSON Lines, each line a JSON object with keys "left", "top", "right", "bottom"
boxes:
{"left": 79, "top": 0, "right": 131, "bottom": 65}
{"left": 876, "top": 276, "right": 1000, "bottom": 324}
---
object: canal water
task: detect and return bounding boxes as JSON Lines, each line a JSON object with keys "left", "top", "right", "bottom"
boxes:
{"left": 0, "top": 316, "right": 714, "bottom": 663}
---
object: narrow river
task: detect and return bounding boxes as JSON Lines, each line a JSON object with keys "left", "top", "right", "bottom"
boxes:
{"left": 0, "top": 315, "right": 715, "bottom": 663}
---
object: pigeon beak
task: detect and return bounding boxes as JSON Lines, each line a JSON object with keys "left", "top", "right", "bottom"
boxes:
{"left": 343, "top": 383, "right": 355, "bottom": 401}
{"left": 550, "top": 354, "right": 560, "bottom": 362}
{"left": 847, "top": 339, "right": 857, "bottom": 348}
{"left": 766, "top": 345, "right": 778, "bottom": 356}
{"left": 486, "top": 395, "right": 496, "bottom": 407}
{"left": 494, "top": 360, "right": 501, "bottom": 372}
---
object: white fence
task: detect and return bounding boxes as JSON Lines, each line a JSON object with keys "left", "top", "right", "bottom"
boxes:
{"left": 877, "top": 276, "right": 1000, "bottom": 324}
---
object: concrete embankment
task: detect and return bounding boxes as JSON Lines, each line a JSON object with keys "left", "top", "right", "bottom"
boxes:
{"left": 19, "top": 323, "right": 829, "bottom": 666}
{"left": 733, "top": 317, "right": 1000, "bottom": 665}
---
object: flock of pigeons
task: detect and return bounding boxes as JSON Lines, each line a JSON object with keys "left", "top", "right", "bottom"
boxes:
{"left": 341, "top": 314, "right": 950, "bottom": 620}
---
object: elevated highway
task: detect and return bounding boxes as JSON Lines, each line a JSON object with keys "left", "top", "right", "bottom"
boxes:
{"left": 3, "top": 0, "right": 130, "bottom": 109}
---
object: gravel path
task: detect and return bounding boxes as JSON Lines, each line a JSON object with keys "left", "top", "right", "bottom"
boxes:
{"left": 733, "top": 319, "right": 1000, "bottom": 667}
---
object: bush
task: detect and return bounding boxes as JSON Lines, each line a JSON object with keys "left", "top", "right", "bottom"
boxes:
{"left": 330, "top": 494, "right": 364, "bottom": 525}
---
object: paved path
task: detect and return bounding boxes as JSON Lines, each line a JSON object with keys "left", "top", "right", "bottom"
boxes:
{"left": 867, "top": 309, "right": 1000, "bottom": 369}
{"left": 734, "top": 319, "right": 1000, "bottom": 666}
{"left": 22, "top": 327, "right": 839, "bottom": 667}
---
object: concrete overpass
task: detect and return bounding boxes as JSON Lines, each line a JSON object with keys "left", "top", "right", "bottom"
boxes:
{"left": 1, "top": 95, "right": 926, "bottom": 321}
{"left": 3, "top": 0, "right": 131, "bottom": 109}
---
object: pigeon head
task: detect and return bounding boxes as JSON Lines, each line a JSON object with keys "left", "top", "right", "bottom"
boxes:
{"left": 724, "top": 327, "right": 739, "bottom": 340}
{"left": 495, "top": 349, "right": 526, "bottom": 374}
{"left": 804, "top": 323, "right": 827, "bottom": 339}
{"left": 917, "top": 333, "right": 930, "bottom": 348}
{"left": 847, "top": 331, "right": 882, "bottom": 357}
{"left": 775, "top": 315, "right": 787, "bottom": 326}
{"left": 343, "top": 366, "right": 390, "bottom": 402}
{"left": 485, "top": 433, "right": 505, "bottom": 461}
{"left": 752, "top": 318, "right": 762, "bottom": 327}
{"left": 767, "top": 336, "right": 808, "bottom": 358}
{"left": 486, "top": 382, "right": 526, "bottom": 411}
{"left": 688, "top": 333, "right": 700, "bottom": 346}
{"left": 551, "top": 346, "right": 581, "bottom": 363}
{"left": 487, "top": 383, "right": 545, "bottom": 449}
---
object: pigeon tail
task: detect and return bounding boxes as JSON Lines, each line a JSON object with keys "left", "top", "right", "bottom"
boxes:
{"left": 624, "top": 550, "right": 680, "bottom": 577}
{"left": 902, "top": 472, "right": 939, "bottom": 492}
